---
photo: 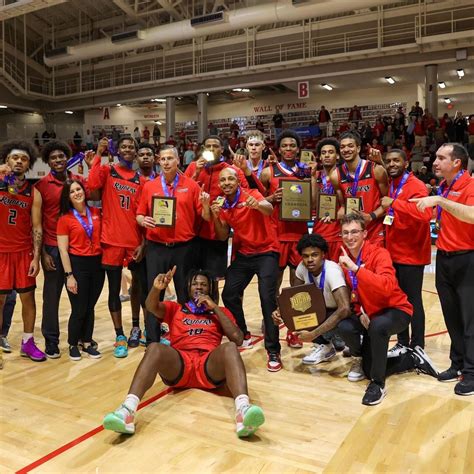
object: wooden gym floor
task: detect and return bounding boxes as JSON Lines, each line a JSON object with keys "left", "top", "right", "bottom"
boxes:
{"left": 1, "top": 248, "right": 473, "bottom": 473}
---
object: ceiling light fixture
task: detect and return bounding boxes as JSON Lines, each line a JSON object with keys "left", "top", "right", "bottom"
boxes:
{"left": 116, "top": 103, "right": 122, "bottom": 107}
{"left": 385, "top": 76, "right": 395, "bottom": 85}
{"left": 321, "top": 84, "right": 333, "bottom": 91}
{"left": 456, "top": 68, "right": 465, "bottom": 78}
{"left": 438, "top": 82, "right": 446, "bottom": 89}
{"left": 444, "top": 97, "right": 451, "bottom": 104}
{"left": 65, "top": 110, "right": 73, "bottom": 114}
{"left": 232, "top": 88, "right": 242, "bottom": 92}
{"left": 0, "top": 105, "right": 7, "bottom": 109}
{"left": 155, "top": 120, "right": 162, "bottom": 125}
{"left": 241, "top": 88, "right": 250, "bottom": 92}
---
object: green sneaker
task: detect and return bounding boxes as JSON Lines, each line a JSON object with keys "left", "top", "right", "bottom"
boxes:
{"left": 113, "top": 335, "right": 128, "bottom": 358}
{"left": 235, "top": 404, "right": 265, "bottom": 438}
{"left": 103, "top": 406, "right": 135, "bottom": 434}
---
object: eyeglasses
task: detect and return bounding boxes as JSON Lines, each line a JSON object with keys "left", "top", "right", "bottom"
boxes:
{"left": 341, "top": 229, "right": 363, "bottom": 237}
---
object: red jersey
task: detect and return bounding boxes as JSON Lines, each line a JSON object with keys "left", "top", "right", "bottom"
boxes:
{"left": 341, "top": 241, "right": 413, "bottom": 318}
{"left": 56, "top": 207, "right": 102, "bottom": 256}
{"left": 268, "top": 162, "right": 309, "bottom": 241}
{"left": 337, "top": 160, "right": 384, "bottom": 244}
{"left": 219, "top": 189, "right": 279, "bottom": 255}
{"left": 0, "top": 182, "right": 34, "bottom": 252}
{"left": 137, "top": 174, "right": 202, "bottom": 244}
{"left": 313, "top": 169, "right": 341, "bottom": 243}
{"left": 385, "top": 173, "right": 431, "bottom": 265}
{"left": 35, "top": 171, "right": 86, "bottom": 246}
{"left": 436, "top": 172, "right": 474, "bottom": 252}
{"left": 185, "top": 161, "right": 248, "bottom": 240}
{"left": 88, "top": 157, "right": 141, "bottom": 249}
{"left": 163, "top": 301, "right": 237, "bottom": 352}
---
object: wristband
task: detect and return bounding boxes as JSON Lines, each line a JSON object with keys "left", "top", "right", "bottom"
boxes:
{"left": 369, "top": 212, "right": 377, "bottom": 221}
{"left": 65, "top": 272, "right": 73, "bottom": 278}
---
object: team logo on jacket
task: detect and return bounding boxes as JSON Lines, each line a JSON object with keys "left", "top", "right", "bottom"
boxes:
{"left": 290, "top": 292, "right": 311, "bottom": 313}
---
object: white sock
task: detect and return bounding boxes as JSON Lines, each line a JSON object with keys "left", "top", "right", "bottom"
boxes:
{"left": 123, "top": 394, "right": 140, "bottom": 413}
{"left": 234, "top": 394, "right": 250, "bottom": 412}
{"left": 22, "top": 333, "right": 33, "bottom": 343}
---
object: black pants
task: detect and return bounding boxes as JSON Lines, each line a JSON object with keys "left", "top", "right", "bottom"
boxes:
{"left": 145, "top": 239, "right": 196, "bottom": 343}
{"left": 1, "top": 291, "right": 16, "bottom": 336}
{"left": 338, "top": 310, "right": 411, "bottom": 386}
{"left": 394, "top": 263, "right": 426, "bottom": 348}
{"left": 66, "top": 255, "right": 105, "bottom": 346}
{"left": 436, "top": 251, "right": 474, "bottom": 379}
{"left": 193, "top": 237, "right": 228, "bottom": 279}
{"left": 222, "top": 252, "right": 280, "bottom": 354}
{"left": 41, "top": 245, "right": 64, "bottom": 347}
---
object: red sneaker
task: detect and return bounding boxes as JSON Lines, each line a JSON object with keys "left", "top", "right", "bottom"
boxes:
{"left": 286, "top": 331, "right": 303, "bottom": 349}
{"left": 267, "top": 352, "right": 282, "bottom": 372}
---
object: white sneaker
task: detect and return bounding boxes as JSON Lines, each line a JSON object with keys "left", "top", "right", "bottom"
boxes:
{"left": 302, "top": 343, "right": 336, "bottom": 365}
{"left": 348, "top": 357, "right": 365, "bottom": 382}
{"left": 387, "top": 342, "right": 408, "bottom": 358}
{"left": 239, "top": 334, "right": 253, "bottom": 350}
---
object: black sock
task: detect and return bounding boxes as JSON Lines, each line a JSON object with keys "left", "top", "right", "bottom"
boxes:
{"left": 132, "top": 319, "right": 140, "bottom": 328}
{"left": 115, "top": 327, "right": 124, "bottom": 337}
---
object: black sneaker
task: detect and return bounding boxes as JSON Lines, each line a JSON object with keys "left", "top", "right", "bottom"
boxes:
{"left": 82, "top": 345, "right": 102, "bottom": 359}
{"left": 69, "top": 345, "right": 82, "bottom": 361}
{"left": 0, "top": 335, "right": 12, "bottom": 353}
{"left": 437, "top": 367, "right": 462, "bottom": 383}
{"left": 45, "top": 344, "right": 61, "bottom": 359}
{"left": 128, "top": 327, "right": 142, "bottom": 348}
{"left": 79, "top": 339, "right": 98, "bottom": 351}
{"left": 454, "top": 378, "right": 474, "bottom": 396}
{"left": 362, "top": 381, "right": 386, "bottom": 406}
{"left": 411, "top": 346, "right": 439, "bottom": 378}
{"left": 331, "top": 334, "right": 346, "bottom": 352}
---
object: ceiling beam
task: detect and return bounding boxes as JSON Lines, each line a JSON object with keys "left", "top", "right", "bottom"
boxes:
{"left": 112, "top": 0, "right": 147, "bottom": 27}
{"left": 156, "top": 0, "right": 183, "bottom": 21}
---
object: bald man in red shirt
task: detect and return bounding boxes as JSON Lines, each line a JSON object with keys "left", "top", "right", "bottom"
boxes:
{"left": 202, "top": 167, "right": 282, "bottom": 372}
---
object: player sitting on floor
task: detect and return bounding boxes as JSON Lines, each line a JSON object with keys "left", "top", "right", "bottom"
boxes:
{"left": 103, "top": 266, "right": 264, "bottom": 438}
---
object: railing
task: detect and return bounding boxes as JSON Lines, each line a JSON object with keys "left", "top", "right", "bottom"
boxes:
{"left": 0, "top": 3, "right": 473, "bottom": 99}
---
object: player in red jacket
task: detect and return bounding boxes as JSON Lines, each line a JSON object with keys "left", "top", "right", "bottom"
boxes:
{"left": 103, "top": 267, "right": 264, "bottom": 438}
{"left": 335, "top": 214, "right": 437, "bottom": 405}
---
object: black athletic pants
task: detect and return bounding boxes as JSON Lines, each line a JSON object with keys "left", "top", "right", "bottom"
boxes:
{"left": 338, "top": 309, "right": 412, "bottom": 386}
{"left": 436, "top": 251, "right": 474, "bottom": 380}
{"left": 41, "top": 245, "right": 64, "bottom": 348}
{"left": 394, "top": 263, "right": 426, "bottom": 348}
{"left": 66, "top": 255, "right": 105, "bottom": 346}
{"left": 222, "top": 252, "right": 280, "bottom": 354}
{"left": 145, "top": 239, "right": 196, "bottom": 343}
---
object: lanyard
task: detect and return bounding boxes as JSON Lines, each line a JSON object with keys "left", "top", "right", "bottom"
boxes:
{"left": 308, "top": 261, "right": 326, "bottom": 290}
{"left": 223, "top": 187, "right": 241, "bottom": 209}
{"left": 348, "top": 249, "right": 363, "bottom": 295}
{"left": 160, "top": 173, "right": 180, "bottom": 197}
{"left": 72, "top": 207, "right": 93, "bottom": 239}
{"left": 248, "top": 159, "right": 264, "bottom": 178}
{"left": 388, "top": 172, "right": 409, "bottom": 216}
{"left": 186, "top": 300, "right": 208, "bottom": 315}
{"left": 321, "top": 172, "right": 334, "bottom": 194}
{"left": 279, "top": 160, "right": 309, "bottom": 179}
{"left": 436, "top": 170, "right": 464, "bottom": 224}
{"left": 343, "top": 159, "right": 363, "bottom": 197}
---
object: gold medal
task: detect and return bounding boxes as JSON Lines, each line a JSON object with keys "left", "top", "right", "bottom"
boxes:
{"left": 435, "top": 220, "right": 441, "bottom": 231}
{"left": 7, "top": 185, "right": 17, "bottom": 194}
{"left": 351, "top": 291, "right": 357, "bottom": 302}
{"left": 383, "top": 214, "right": 394, "bottom": 226}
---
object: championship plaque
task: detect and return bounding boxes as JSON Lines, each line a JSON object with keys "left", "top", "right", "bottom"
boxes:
{"left": 279, "top": 179, "right": 312, "bottom": 221}
{"left": 152, "top": 196, "right": 176, "bottom": 227}
{"left": 277, "top": 284, "right": 327, "bottom": 332}
{"left": 345, "top": 196, "right": 362, "bottom": 214}
{"left": 318, "top": 193, "right": 337, "bottom": 220}
{"left": 300, "top": 150, "right": 314, "bottom": 164}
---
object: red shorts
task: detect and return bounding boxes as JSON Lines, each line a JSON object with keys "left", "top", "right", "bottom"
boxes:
{"left": 0, "top": 249, "right": 36, "bottom": 294}
{"left": 101, "top": 244, "right": 135, "bottom": 268}
{"left": 166, "top": 349, "right": 221, "bottom": 390}
{"left": 278, "top": 241, "right": 302, "bottom": 269}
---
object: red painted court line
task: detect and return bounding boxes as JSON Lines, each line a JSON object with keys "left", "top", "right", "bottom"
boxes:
{"left": 15, "top": 388, "right": 173, "bottom": 474}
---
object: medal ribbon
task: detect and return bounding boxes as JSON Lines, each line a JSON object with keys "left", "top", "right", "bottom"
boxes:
{"left": 308, "top": 261, "right": 326, "bottom": 290}
{"left": 348, "top": 250, "right": 363, "bottom": 299}
{"left": 186, "top": 300, "right": 208, "bottom": 315}
{"left": 247, "top": 159, "right": 264, "bottom": 179}
{"left": 67, "top": 152, "right": 84, "bottom": 171}
{"left": 343, "top": 159, "right": 363, "bottom": 197}
{"left": 387, "top": 171, "right": 409, "bottom": 217}
{"left": 436, "top": 170, "right": 464, "bottom": 225}
{"left": 72, "top": 207, "right": 93, "bottom": 239}
{"left": 279, "top": 160, "right": 310, "bottom": 179}
{"left": 321, "top": 172, "right": 334, "bottom": 194}
{"left": 160, "top": 172, "right": 180, "bottom": 197}
{"left": 223, "top": 187, "right": 241, "bottom": 209}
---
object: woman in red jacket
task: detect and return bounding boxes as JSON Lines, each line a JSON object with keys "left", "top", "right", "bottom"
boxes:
{"left": 57, "top": 180, "right": 105, "bottom": 361}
